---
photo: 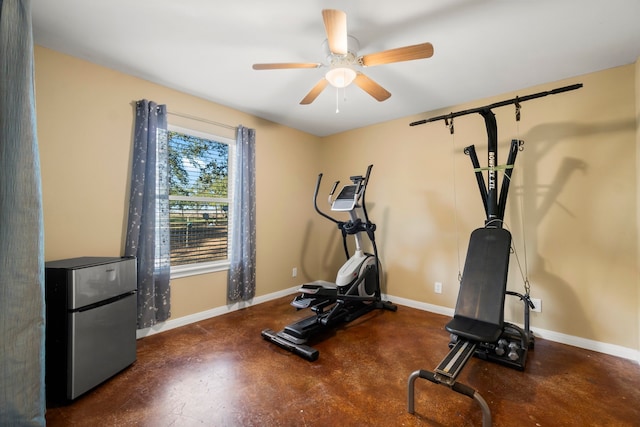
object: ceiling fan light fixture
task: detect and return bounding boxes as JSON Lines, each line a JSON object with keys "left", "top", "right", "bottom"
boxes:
{"left": 325, "top": 67, "right": 357, "bottom": 88}
{"left": 252, "top": 10, "right": 431, "bottom": 105}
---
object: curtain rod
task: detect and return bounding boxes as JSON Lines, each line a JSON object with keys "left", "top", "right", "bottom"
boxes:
{"left": 166, "top": 110, "right": 237, "bottom": 131}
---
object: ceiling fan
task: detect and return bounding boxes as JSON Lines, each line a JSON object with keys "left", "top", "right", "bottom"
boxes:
{"left": 252, "top": 9, "right": 434, "bottom": 105}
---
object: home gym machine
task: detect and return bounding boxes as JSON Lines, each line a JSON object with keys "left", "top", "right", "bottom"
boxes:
{"left": 406, "top": 84, "right": 583, "bottom": 426}
{"left": 262, "top": 164, "right": 397, "bottom": 361}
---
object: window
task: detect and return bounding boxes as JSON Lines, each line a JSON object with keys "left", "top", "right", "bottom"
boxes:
{"left": 167, "top": 125, "right": 234, "bottom": 278}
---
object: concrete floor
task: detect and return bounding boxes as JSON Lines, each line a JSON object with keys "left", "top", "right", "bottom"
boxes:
{"left": 46, "top": 296, "right": 640, "bottom": 426}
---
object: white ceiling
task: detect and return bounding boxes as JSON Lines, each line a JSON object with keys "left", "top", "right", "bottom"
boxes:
{"left": 32, "top": 0, "right": 640, "bottom": 137}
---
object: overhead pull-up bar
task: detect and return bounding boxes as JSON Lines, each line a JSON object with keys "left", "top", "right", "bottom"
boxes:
{"left": 409, "top": 83, "right": 582, "bottom": 225}
{"left": 409, "top": 83, "right": 583, "bottom": 127}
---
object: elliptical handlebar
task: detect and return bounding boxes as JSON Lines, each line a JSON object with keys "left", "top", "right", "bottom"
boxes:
{"left": 329, "top": 180, "right": 340, "bottom": 197}
{"left": 313, "top": 173, "right": 341, "bottom": 225}
{"left": 360, "top": 164, "right": 373, "bottom": 225}
{"left": 363, "top": 163, "right": 373, "bottom": 186}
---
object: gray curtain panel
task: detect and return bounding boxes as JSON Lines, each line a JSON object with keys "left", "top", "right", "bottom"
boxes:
{"left": 124, "top": 100, "right": 171, "bottom": 329}
{"left": 0, "top": 0, "right": 46, "bottom": 424}
{"left": 227, "top": 125, "right": 256, "bottom": 301}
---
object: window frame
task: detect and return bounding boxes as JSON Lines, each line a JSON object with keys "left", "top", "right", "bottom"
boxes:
{"left": 167, "top": 124, "right": 235, "bottom": 279}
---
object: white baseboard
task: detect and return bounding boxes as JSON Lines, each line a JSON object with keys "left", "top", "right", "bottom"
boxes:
{"left": 383, "top": 294, "right": 455, "bottom": 317}
{"left": 137, "top": 288, "right": 639, "bottom": 363}
{"left": 384, "top": 293, "right": 639, "bottom": 363}
{"left": 528, "top": 326, "right": 640, "bottom": 362}
{"left": 136, "top": 285, "right": 299, "bottom": 339}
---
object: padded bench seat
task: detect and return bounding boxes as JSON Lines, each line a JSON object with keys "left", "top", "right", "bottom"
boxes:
{"left": 446, "top": 315, "right": 503, "bottom": 343}
{"left": 447, "top": 227, "right": 512, "bottom": 344}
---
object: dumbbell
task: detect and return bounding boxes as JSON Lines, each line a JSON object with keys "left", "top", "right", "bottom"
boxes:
{"left": 495, "top": 338, "right": 509, "bottom": 356}
{"left": 508, "top": 341, "right": 520, "bottom": 361}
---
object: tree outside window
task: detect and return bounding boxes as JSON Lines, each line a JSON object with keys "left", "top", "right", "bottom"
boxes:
{"left": 167, "top": 127, "right": 233, "bottom": 268}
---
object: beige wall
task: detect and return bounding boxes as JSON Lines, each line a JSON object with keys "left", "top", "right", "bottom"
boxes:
{"left": 35, "top": 46, "right": 326, "bottom": 319}
{"left": 35, "top": 45, "right": 639, "bottom": 351}
{"left": 636, "top": 56, "right": 640, "bottom": 354}
{"left": 322, "top": 65, "right": 638, "bottom": 349}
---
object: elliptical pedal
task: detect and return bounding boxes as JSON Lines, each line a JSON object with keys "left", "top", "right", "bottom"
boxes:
{"left": 261, "top": 328, "right": 319, "bottom": 361}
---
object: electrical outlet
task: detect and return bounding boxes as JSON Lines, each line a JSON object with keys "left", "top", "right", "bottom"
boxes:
{"left": 434, "top": 282, "right": 442, "bottom": 294}
{"left": 292, "top": 267, "right": 297, "bottom": 278}
{"left": 530, "top": 298, "right": 542, "bottom": 313}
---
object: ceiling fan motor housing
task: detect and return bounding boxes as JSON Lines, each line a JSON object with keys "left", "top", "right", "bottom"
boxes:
{"left": 322, "top": 35, "right": 360, "bottom": 67}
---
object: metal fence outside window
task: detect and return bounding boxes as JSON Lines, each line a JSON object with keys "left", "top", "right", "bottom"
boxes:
{"left": 169, "top": 206, "right": 228, "bottom": 265}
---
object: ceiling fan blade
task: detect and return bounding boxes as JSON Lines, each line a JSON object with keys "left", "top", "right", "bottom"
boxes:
{"left": 359, "top": 42, "right": 434, "bottom": 67}
{"left": 353, "top": 73, "right": 391, "bottom": 102}
{"left": 300, "top": 79, "right": 329, "bottom": 105}
{"left": 322, "top": 9, "right": 348, "bottom": 55}
{"left": 252, "top": 63, "right": 321, "bottom": 70}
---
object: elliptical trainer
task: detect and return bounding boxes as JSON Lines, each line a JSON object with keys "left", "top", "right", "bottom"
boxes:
{"left": 261, "top": 164, "right": 397, "bottom": 361}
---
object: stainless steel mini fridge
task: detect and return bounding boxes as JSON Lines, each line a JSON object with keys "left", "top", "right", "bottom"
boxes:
{"left": 45, "top": 256, "right": 137, "bottom": 402}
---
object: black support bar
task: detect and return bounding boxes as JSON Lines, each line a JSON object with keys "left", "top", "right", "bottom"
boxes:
{"left": 463, "top": 144, "right": 488, "bottom": 217}
{"left": 434, "top": 339, "right": 478, "bottom": 382}
{"left": 409, "top": 83, "right": 583, "bottom": 127}
{"left": 480, "top": 109, "right": 499, "bottom": 222}
{"left": 497, "top": 139, "right": 523, "bottom": 221}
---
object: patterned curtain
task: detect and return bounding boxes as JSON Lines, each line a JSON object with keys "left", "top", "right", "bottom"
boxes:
{"left": 0, "top": 0, "right": 46, "bottom": 424}
{"left": 227, "top": 125, "right": 256, "bottom": 301}
{"left": 124, "top": 100, "right": 171, "bottom": 329}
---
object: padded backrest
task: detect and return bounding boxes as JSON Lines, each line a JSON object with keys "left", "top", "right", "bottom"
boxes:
{"left": 454, "top": 227, "right": 511, "bottom": 326}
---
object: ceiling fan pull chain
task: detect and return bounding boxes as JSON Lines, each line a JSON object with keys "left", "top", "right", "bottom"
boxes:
{"left": 336, "top": 88, "right": 340, "bottom": 113}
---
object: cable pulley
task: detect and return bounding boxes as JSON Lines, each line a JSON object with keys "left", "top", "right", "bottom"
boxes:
{"left": 444, "top": 114, "right": 454, "bottom": 134}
